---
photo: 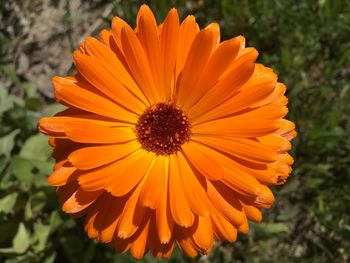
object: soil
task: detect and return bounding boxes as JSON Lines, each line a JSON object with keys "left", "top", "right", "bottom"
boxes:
{"left": 0, "top": 0, "right": 113, "bottom": 98}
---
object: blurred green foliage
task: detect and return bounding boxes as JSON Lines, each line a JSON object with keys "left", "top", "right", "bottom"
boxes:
{"left": 0, "top": 0, "right": 350, "bottom": 262}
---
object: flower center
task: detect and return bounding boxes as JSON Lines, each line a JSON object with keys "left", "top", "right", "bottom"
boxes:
{"left": 135, "top": 103, "right": 191, "bottom": 155}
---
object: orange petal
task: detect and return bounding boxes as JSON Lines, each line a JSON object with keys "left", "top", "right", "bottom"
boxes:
{"left": 106, "top": 152, "right": 155, "bottom": 196}
{"left": 192, "top": 136, "right": 277, "bottom": 164}
{"left": 231, "top": 104, "right": 288, "bottom": 121}
{"left": 241, "top": 202, "right": 262, "bottom": 222}
{"left": 116, "top": 176, "right": 148, "bottom": 239}
{"left": 137, "top": 5, "right": 163, "bottom": 100}
{"left": 84, "top": 193, "right": 108, "bottom": 239}
{"left": 155, "top": 158, "right": 174, "bottom": 243}
{"left": 111, "top": 16, "right": 128, "bottom": 49}
{"left": 73, "top": 51, "right": 145, "bottom": 114}
{"left": 181, "top": 142, "right": 224, "bottom": 181}
{"left": 64, "top": 121, "right": 135, "bottom": 144}
{"left": 159, "top": 8, "right": 180, "bottom": 101}
{"left": 176, "top": 28, "right": 216, "bottom": 106}
{"left": 68, "top": 141, "right": 140, "bottom": 170}
{"left": 258, "top": 134, "right": 291, "bottom": 154}
{"left": 238, "top": 215, "right": 249, "bottom": 234}
{"left": 222, "top": 168, "right": 262, "bottom": 198}
{"left": 51, "top": 139, "right": 81, "bottom": 161}
{"left": 53, "top": 76, "right": 137, "bottom": 122}
{"left": 191, "top": 216, "right": 213, "bottom": 254}
{"left": 278, "top": 152, "right": 294, "bottom": 165}
{"left": 105, "top": 20, "right": 129, "bottom": 66}
{"left": 236, "top": 35, "right": 246, "bottom": 50}
{"left": 209, "top": 203, "right": 237, "bottom": 242}
{"left": 120, "top": 24, "right": 157, "bottom": 103}
{"left": 90, "top": 195, "right": 128, "bottom": 241}
{"left": 206, "top": 180, "right": 245, "bottom": 226}
{"left": 39, "top": 117, "right": 67, "bottom": 136}
{"left": 99, "top": 195, "right": 127, "bottom": 243}
{"left": 148, "top": 217, "right": 174, "bottom": 258}
{"left": 139, "top": 156, "right": 167, "bottom": 209}
{"left": 189, "top": 49, "right": 258, "bottom": 119}
{"left": 98, "top": 29, "right": 112, "bottom": 47}
{"left": 251, "top": 81, "right": 286, "bottom": 109}
{"left": 62, "top": 188, "right": 103, "bottom": 214}
{"left": 48, "top": 161, "right": 79, "bottom": 186}
{"left": 177, "top": 152, "right": 210, "bottom": 216}
{"left": 193, "top": 118, "right": 279, "bottom": 138}
{"left": 224, "top": 157, "right": 277, "bottom": 185}
{"left": 205, "top": 22, "right": 220, "bottom": 46}
{"left": 195, "top": 68, "right": 277, "bottom": 124}
{"left": 186, "top": 144, "right": 262, "bottom": 197}
{"left": 56, "top": 181, "right": 79, "bottom": 206}
{"left": 175, "top": 225, "right": 198, "bottom": 257}
{"left": 183, "top": 37, "right": 241, "bottom": 110}
{"left": 254, "top": 185, "right": 275, "bottom": 209}
{"left": 83, "top": 37, "right": 148, "bottom": 105}
{"left": 39, "top": 115, "right": 128, "bottom": 136}
{"left": 78, "top": 150, "right": 147, "bottom": 191}
{"left": 175, "top": 15, "right": 199, "bottom": 79}
{"left": 130, "top": 217, "right": 151, "bottom": 259}
{"left": 114, "top": 236, "right": 132, "bottom": 253}
{"left": 276, "top": 119, "right": 296, "bottom": 137}
{"left": 168, "top": 154, "right": 194, "bottom": 227}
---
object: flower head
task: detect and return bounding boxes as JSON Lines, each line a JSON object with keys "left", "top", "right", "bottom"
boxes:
{"left": 39, "top": 5, "right": 296, "bottom": 259}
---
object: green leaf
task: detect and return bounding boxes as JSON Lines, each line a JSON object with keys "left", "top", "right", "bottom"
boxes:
{"left": 251, "top": 222, "right": 288, "bottom": 239}
{"left": 0, "top": 65, "right": 21, "bottom": 86}
{"left": 41, "top": 103, "right": 65, "bottom": 117}
{"left": 302, "top": 163, "right": 332, "bottom": 176}
{"left": 24, "top": 196, "right": 33, "bottom": 220}
{"left": 21, "top": 82, "right": 38, "bottom": 98}
{"left": 49, "top": 211, "right": 63, "bottom": 232}
{"left": 0, "top": 222, "right": 17, "bottom": 244}
{"left": 24, "top": 189, "right": 54, "bottom": 220}
{"left": 0, "top": 155, "right": 7, "bottom": 174}
{"left": 30, "top": 160, "right": 53, "bottom": 177}
{"left": 0, "top": 129, "right": 20, "bottom": 159}
{"left": 0, "top": 171, "right": 15, "bottom": 189}
{"left": 10, "top": 156, "right": 34, "bottom": 190}
{"left": 32, "top": 223, "right": 51, "bottom": 252}
{"left": 32, "top": 171, "right": 50, "bottom": 188}
{"left": 42, "top": 251, "right": 57, "bottom": 263}
{"left": 0, "top": 192, "right": 18, "bottom": 214}
{"left": 0, "top": 223, "right": 30, "bottom": 254}
{"left": 30, "top": 191, "right": 47, "bottom": 214}
{"left": 304, "top": 177, "right": 325, "bottom": 190}
{"left": 0, "top": 82, "right": 14, "bottom": 115}
{"left": 13, "top": 223, "right": 31, "bottom": 254}
{"left": 60, "top": 235, "right": 85, "bottom": 263}
{"left": 25, "top": 97, "right": 41, "bottom": 111}
{"left": 82, "top": 242, "right": 96, "bottom": 263}
{"left": 19, "top": 134, "right": 51, "bottom": 162}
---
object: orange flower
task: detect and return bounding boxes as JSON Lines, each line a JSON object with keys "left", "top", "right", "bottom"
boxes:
{"left": 39, "top": 5, "right": 296, "bottom": 259}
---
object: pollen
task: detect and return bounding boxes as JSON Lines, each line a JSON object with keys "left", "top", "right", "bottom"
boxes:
{"left": 135, "top": 103, "right": 191, "bottom": 155}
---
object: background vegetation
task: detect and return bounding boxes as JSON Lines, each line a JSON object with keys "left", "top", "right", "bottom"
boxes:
{"left": 1, "top": 0, "right": 349, "bottom": 262}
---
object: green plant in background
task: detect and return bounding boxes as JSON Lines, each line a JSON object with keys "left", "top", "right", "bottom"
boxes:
{"left": 0, "top": 0, "right": 349, "bottom": 262}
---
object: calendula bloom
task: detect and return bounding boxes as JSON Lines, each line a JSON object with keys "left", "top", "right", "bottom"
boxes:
{"left": 39, "top": 5, "right": 296, "bottom": 259}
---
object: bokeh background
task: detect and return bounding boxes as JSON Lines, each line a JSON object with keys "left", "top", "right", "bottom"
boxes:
{"left": 0, "top": 0, "right": 349, "bottom": 262}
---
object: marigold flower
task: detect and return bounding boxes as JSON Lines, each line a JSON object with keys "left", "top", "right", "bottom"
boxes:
{"left": 39, "top": 5, "right": 296, "bottom": 259}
